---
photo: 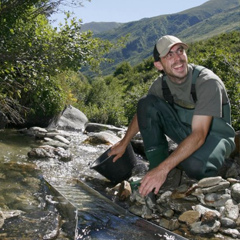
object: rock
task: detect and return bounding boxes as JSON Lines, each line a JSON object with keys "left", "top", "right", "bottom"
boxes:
{"left": 201, "top": 211, "right": 219, "bottom": 225}
{"left": 231, "top": 183, "right": 240, "bottom": 202}
{"left": 219, "top": 228, "right": 240, "bottom": 238}
{"left": 198, "top": 176, "right": 223, "bottom": 188}
{"left": 156, "top": 191, "right": 172, "bottom": 204}
{"left": 192, "top": 205, "right": 221, "bottom": 218}
{"left": 158, "top": 218, "right": 180, "bottom": 231}
{"left": 223, "top": 199, "right": 239, "bottom": 221}
{"left": 201, "top": 180, "right": 230, "bottom": 194}
{"left": 0, "top": 209, "right": 25, "bottom": 228}
{"left": 141, "top": 205, "right": 153, "bottom": 219}
{"left": 28, "top": 146, "right": 56, "bottom": 158}
{"left": 28, "top": 145, "right": 72, "bottom": 161}
{"left": 190, "top": 220, "right": 221, "bottom": 234}
{"left": 168, "top": 198, "right": 196, "bottom": 212}
{"left": 145, "top": 192, "right": 156, "bottom": 210}
{"left": 220, "top": 217, "right": 237, "bottom": 228}
{"left": 178, "top": 210, "right": 201, "bottom": 225}
{"left": 128, "top": 204, "right": 145, "bottom": 217}
{"left": 47, "top": 105, "right": 88, "bottom": 131}
{"left": 84, "top": 122, "right": 124, "bottom": 133}
{"left": 163, "top": 209, "right": 174, "bottom": 218}
{"left": 54, "top": 147, "right": 72, "bottom": 161}
{"left": 85, "top": 131, "right": 121, "bottom": 145}
{"left": 171, "top": 183, "right": 198, "bottom": 199}
{"left": 204, "top": 192, "right": 231, "bottom": 207}
{"left": 0, "top": 211, "right": 4, "bottom": 228}
{"left": 43, "top": 138, "right": 69, "bottom": 149}
{"left": 54, "top": 135, "right": 70, "bottom": 145}
{"left": 130, "top": 190, "right": 146, "bottom": 205}
{"left": 118, "top": 181, "right": 132, "bottom": 201}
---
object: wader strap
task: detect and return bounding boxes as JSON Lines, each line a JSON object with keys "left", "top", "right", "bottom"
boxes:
{"left": 191, "top": 65, "right": 205, "bottom": 103}
{"left": 162, "top": 65, "right": 205, "bottom": 104}
{"left": 162, "top": 75, "right": 173, "bottom": 105}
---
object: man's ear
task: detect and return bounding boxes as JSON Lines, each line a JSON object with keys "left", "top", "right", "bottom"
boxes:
{"left": 154, "top": 61, "right": 163, "bottom": 71}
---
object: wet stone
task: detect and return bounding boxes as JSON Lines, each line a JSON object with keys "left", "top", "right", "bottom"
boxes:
{"left": 156, "top": 191, "right": 172, "bottom": 204}
{"left": 201, "top": 211, "right": 219, "bottom": 225}
{"left": 168, "top": 198, "right": 197, "bottom": 213}
{"left": 118, "top": 180, "right": 132, "bottom": 201}
{"left": 130, "top": 190, "right": 146, "bottom": 205}
{"left": 192, "top": 204, "right": 221, "bottom": 218}
{"left": 157, "top": 218, "right": 180, "bottom": 231}
{"left": 85, "top": 131, "right": 121, "bottom": 145}
{"left": 43, "top": 138, "right": 69, "bottom": 149}
{"left": 201, "top": 181, "right": 230, "bottom": 194}
{"left": 141, "top": 205, "right": 153, "bottom": 219}
{"left": 163, "top": 209, "right": 174, "bottom": 218}
{"left": 190, "top": 220, "right": 221, "bottom": 234}
{"left": 220, "top": 217, "right": 237, "bottom": 228}
{"left": 204, "top": 192, "right": 231, "bottom": 207}
{"left": 178, "top": 210, "right": 201, "bottom": 225}
{"left": 171, "top": 183, "right": 199, "bottom": 199}
{"left": 28, "top": 145, "right": 72, "bottom": 161}
{"left": 145, "top": 192, "right": 156, "bottom": 210}
{"left": 198, "top": 176, "right": 223, "bottom": 188}
{"left": 128, "top": 204, "right": 145, "bottom": 217}
{"left": 219, "top": 228, "right": 240, "bottom": 238}
{"left": 231, "top": 183, "right": 240, "bottom": 202}
{"left": 54, "top": 135, "right": 70, "bottom": 145}
{"left": 223, "top": 199, "right": 239, "bottom": 220}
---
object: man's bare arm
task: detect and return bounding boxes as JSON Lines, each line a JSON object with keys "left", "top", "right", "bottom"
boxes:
{"left": 139, "top": 115, "right": 213, "bottom": 196}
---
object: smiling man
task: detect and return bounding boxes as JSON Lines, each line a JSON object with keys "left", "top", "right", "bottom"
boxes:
{"left": 109, "top": 35, "right": 236, "bottom": 197}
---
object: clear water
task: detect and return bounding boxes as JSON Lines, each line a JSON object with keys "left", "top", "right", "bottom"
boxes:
{"left": 0, "top": 129, "right": 186, "bottom": 240}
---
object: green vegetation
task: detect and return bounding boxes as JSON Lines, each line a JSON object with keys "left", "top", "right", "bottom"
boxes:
{"left": 0, "top": 0, "right": 239, "bottom": 132}
{"left": 89, "top": 0, "right": 240, "bottom": 75}
{"left": 0, "top": 0, "right": 115, "bottom": 126}
{"left": 74, "top": 31, "right": 240, "bottom": 131}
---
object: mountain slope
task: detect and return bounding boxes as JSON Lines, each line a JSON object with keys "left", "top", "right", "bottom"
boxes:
{"left": 83, "top": 0, "right": 240, "bottom": 75}
{"left": 80, "top": 22, "right": 123, "bottom": 34}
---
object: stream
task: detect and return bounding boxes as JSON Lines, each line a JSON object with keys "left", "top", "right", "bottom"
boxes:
{"left": 0, "top": 129, "right": 186, "bottom": 240}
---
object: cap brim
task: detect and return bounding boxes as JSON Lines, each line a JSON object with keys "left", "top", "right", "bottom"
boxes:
{"left": 161, "top": 43, "right": 188, "bottom": 57}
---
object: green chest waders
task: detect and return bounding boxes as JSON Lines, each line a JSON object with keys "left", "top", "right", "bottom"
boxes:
{"left": 137, "top": 66, "right": 235, "bottom": 178}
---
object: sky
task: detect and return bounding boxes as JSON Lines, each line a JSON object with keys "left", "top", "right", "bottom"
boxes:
{"left": 51, "top": 0, "right": 209, "bottom": 26}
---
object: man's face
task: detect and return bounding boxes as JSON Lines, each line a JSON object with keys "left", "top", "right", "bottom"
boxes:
{"left": 156, "top": 44, "right": 188, "bottom": 84}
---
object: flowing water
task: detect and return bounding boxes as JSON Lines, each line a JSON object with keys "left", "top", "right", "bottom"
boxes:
{"left": 0, "top": 129, "right": 186, "bottom": 240}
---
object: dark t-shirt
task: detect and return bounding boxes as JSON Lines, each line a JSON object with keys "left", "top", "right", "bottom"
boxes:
{"left": 148, "top": 64, "right": 230, "bottom": 120}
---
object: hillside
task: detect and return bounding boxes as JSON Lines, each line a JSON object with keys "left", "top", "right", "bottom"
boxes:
{"left": 82, "top": 0, "right": 240, "bottom": 75}
{"left": 80, "top": 22, "right": 123, "bottom": 34}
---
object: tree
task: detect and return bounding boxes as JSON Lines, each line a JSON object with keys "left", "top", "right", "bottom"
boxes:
{"left": 0, "top": 0, "right": 114, "bottom": 126}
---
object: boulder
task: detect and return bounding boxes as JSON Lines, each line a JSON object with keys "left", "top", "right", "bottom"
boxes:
{"left": 47, "top": 105, "right": 88, "bottom": 131}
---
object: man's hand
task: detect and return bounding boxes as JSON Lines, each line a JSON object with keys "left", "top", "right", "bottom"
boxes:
{"left": 139, "top": 164, "right": 169, "bottom": 196}
{"left": 108, "top": 141, "right": 127, "bottom": 162}
{"left": 109, "top": 114, "right": 139, "bottom": 162}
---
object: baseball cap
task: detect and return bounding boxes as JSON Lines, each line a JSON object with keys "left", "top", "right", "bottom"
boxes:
{"left": 153, "top": 35, "right": 188, "bottom": 61}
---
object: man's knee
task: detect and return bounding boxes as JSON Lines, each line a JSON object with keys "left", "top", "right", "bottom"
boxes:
{"left": 181, "top": 158, "right": 206, "bottom": 180}
{"left": 137, "top": 95, "right": 158, "bottom": 112}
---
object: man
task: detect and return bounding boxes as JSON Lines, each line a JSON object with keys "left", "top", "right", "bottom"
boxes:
{"left": 109, "top": 35, "right": 236, "bottom": 197}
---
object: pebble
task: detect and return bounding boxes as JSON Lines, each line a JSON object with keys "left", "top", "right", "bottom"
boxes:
{"left": 126, "top": 175, "right": 240, "bottom": 238}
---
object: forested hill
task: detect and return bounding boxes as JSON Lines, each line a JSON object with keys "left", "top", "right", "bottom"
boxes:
{"left": 80, "top": 22, "right": 122, "bottom": 34}
{"left": 82, "top": 0, "right": 240, "bottom": 75}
